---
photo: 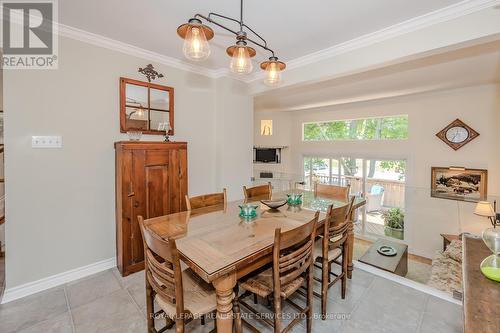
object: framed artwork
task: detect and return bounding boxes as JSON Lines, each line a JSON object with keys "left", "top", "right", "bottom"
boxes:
{"left": 431, "top": 167, "right": 487, "bottom": 202}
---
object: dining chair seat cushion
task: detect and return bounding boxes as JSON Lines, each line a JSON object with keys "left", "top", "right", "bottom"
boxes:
{"left": 240, "top": 268, "right": 305, "bottom": 299}
{"left": 155, "top": 268, "right": 216, "bottom": 318}
{"left": 313, "top": 239, "right": 342, "bottom": 261}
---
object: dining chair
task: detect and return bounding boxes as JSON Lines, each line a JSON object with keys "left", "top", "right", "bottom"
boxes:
{"left": 138, "top": 216, "right": 217, "bottom": 333}
{"left": 314, "top": 182, "right": 351, "bottom": 202}
{"left": 185, "top": 188, "right": 227, "bottom": 213}
{"left": 313, "top": 196, "right": 355, "bottom": 319}
{"left": 243, "top": 182, "right": 272, "bottom": 201}
{"left": 235, "top": 211, "right": 320, "bottom": 333}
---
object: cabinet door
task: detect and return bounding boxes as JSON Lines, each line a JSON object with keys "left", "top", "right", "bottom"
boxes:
{"left": 169, "top": 148, "right": 187, "bottom": 213}
{"left": 145, "top": 150, "right": 170, "bottom": 217}
{"left": 130, "top": 149, "right": 146, "bottom": 266}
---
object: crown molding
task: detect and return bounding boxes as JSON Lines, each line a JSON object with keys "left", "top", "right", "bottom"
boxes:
{"left": 55, "top": 0, "right": 499, "bottom": 83}
{"left": 57, "top": 23, "right": 219, "bottom": 78}
{"left": 246, "top": 0, "right": 500, "bottom": 83}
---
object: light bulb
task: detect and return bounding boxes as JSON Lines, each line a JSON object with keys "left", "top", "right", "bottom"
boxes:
{"left": 264, "top": 61, "right": 281, "bottom": 85}
{"left": 183, "top": 25, "right": 210, "bottom": 61}
{"left": 230, "top": 46, "right": 253, "bottom": 74}
{"left": 136, "top": 108, "right": 144, "bottom": 118}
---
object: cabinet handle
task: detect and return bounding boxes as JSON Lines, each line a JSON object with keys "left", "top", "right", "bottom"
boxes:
{"left": 134, "top": 201, "right": 140, "bottom": 208}
{"left": 128, "top": 182, "right": 135, "bottom": 197}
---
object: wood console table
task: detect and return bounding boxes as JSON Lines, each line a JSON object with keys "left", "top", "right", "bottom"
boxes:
{"left": 462, "top": 234, "right": 500, "bottom": 333}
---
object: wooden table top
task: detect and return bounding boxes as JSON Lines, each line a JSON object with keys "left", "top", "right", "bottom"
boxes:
{"left": 462, "top": 234, "right": 500, "bottom": 333}
{"left": 145, "top": 190, "right": 366, "bottom": 282}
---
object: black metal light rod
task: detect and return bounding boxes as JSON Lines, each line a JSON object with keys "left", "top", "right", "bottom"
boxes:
{"left": 193, "top": 0, "right": 277, "bottom": 59}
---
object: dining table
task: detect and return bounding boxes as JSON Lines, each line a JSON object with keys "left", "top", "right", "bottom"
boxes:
{"left": 144, "top": 189, "right": 366, "bottom": 333}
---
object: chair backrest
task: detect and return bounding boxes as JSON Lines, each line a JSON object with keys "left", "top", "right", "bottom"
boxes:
{"left": 322, "top": 197, "right": 355, "bottom": 255}
{"left": 138, "top": 216, "right": 185, "bottom": 317}
{"left": 243, "top": 182, "right": 272, "bottom": 201}
{"left": 185, "top": 189, "right": 227, "bottom": 212}
{"left": 314, "top": 183, "right": 350, "bottom": 202}
{"left": 272, "top": 211, "right": 319, "bottom": 295}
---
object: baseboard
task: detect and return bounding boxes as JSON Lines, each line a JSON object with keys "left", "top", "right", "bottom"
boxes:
{"left": 354, "top": 260, "right": 462, "bottom": 305}
{"left": 1, "top": 257, "right": 116, "bottom": 304}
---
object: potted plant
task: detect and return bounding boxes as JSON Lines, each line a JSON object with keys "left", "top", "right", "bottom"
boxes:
{"left": 382, "top": 208, "right": 404, "bottom": 240}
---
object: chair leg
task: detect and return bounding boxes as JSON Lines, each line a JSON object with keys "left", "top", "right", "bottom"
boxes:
{"left": 145, "top": 280, "right": 155, "bottom": 332}
{"left": 321, "top": 258, "right": 329, "bottom": 320}
{"left": 341, "top": 245, "right": 348, "bottom": 299}
{"left": 306, "top": 266, "right": 313, "bottom": 333}
{"left": 200, "top": 314, "right": 205, "bottom": 326}
{"left": 233, "top": 285, "right": 242, "bottom": 333}
{"left": 253, "top": 293, "right": 258, "bottom": 304}
{"left": 273, "top": 293, "right": 282, "bottom": 333}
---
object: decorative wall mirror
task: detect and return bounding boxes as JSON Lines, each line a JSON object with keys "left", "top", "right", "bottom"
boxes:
{"left": 120, "top": 77, "right": 174, "bottom": 135}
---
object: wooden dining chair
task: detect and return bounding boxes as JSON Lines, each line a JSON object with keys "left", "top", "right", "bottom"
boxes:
{"left": 138, "top": 216, "right": 217, "bottom": 333}
{"left": 243, "top": 182, "right": 272, "bottom": 201}
{"left": 185, "top": 189, "right": 227, "bottom": 213}
{"left": 314, "top": 182, "right": 351, "bottom": 202}
{"left": 235, "top": 211, "right": 319, "bottom": 333}
{"left": 313, "top": 197, "right": 355, "bottom": 319}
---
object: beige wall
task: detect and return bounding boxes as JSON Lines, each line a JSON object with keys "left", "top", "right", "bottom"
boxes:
{"left": 3, "top": 36, "right": 252, "bottom": 289}
{"left": 255, "top": 84, "right": 500, "bottom": 258}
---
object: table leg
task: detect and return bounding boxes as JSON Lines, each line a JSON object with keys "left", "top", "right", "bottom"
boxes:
{"left": 347, "top": 211, "right": 355, "bottom": 279}
{"left": 213, "top": 272, "right": 237, "bottom": 333}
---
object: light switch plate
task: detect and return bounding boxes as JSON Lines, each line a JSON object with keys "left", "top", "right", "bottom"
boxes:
{"left": 32, "top": 136, "right": 63, "bottom": 148}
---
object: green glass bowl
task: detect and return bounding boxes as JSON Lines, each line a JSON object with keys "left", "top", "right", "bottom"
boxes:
{"left": 287, "top": 193, "right": 303, "bottom": 206}
{"left": 480, "top": 255, "right": 500, "bottom": 282}
{"left": 239, "top": 204, "right": 258, "bottom": 219}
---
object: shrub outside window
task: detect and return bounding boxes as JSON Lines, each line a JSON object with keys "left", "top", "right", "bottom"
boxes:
{"left": 303, "top": 115, "right": 408, "bottom": 141}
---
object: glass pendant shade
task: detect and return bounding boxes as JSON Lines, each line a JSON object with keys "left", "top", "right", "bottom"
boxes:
{"left": 264, "top": 61, "right": 281, "bottom": 85}
{"left": 261, "top": 57, "right": 286, "bottom": 86}
{"left": 481, "top": 227, "right": 500, "bottom": 282}
{"left": 182, "top": 25, "right": 210, "bottom": 61}
{"left": 230, "top": 46, "right": 253, "bottom": 74}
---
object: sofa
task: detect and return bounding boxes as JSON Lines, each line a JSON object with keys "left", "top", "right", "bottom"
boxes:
{"left": 427, "top": 239, "right": 462, "bottom": 296}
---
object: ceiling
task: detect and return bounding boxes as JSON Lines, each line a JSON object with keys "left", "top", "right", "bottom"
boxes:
{"left": 59, "top": 0, "right": 464, "bottom": 70}
{"left": 254, "top": 40, "right": 500, "bottom": 112}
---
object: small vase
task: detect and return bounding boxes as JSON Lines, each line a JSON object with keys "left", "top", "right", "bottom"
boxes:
{"left": 480, "top": 227, "right": 500, "bottom": 282}
{"left": 287, "top": 193, "right": 303, "bottom": 206}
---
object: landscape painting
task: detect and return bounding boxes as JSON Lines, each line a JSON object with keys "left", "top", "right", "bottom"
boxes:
{"left": 431, "top": 167, "right": 487, "bottom": 202}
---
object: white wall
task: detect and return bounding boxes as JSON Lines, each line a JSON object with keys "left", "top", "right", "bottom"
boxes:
{"left": 215, "top": 77, "right": 254, "bottom": 201}
{"left": 253, "top": 112, "right": 293, "bottom": 177}
{"left": 254, "top": 84, "right": 500, "bottom": 258}
{"left": 3, "top": 36, "right": 252, "bottom": 289}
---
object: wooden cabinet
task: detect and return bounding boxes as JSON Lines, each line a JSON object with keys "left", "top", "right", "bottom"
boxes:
{"left": 115, "top": 141, "right": 187, "bottom": 276}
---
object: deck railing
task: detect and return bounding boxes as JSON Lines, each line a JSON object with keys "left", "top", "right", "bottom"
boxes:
{"left": 307, "top": 174, "right": 405, "bottom": 208}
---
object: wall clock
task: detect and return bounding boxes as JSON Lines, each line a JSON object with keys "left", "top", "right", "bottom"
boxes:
{"left": 436, "top": 119, "right": 479, "bottom": 150}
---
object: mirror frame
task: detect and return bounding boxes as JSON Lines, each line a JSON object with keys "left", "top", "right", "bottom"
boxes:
{"left": 120, "top": 77, "right": 174, "bottom": 135}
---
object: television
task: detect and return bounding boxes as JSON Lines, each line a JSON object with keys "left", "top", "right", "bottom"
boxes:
{"left": 254, "top": 148, "right": 280, "bottom": 163}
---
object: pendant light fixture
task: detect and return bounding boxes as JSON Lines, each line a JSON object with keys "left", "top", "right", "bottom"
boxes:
{"left": 261, "top": 56, "right": 286, "bottom": 86}
{"left": 177, "top": 0, "right": 285, "bottom": 85}
{"left": 177, "top": 18, "right": 214, "bottom": 61}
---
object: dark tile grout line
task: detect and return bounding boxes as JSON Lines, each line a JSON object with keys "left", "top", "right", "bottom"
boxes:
{"left": 414, "top": 293, "right": 430, "bottom": 333}
{"left": 63, "top": 285, "right": 77, "bottom": 333}
{"left": 336, "top": 274, "right": 377, "bottom": 333}
{"left": 110, "top": 268, "right": 146, "bottom": 317}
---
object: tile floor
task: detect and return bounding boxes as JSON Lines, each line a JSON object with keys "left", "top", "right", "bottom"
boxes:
{"left": 0, "top": 267, "right": 462, "bottom": 333}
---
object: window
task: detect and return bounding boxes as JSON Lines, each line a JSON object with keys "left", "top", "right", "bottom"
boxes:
{"left": 303, "top": 115, "right": 408, "bottom": 141}
{"left": 261, "top": 120, "right": 273, "bottom": 136}
{"left": 303, "top": 156, "right": 406, "bottom": 240}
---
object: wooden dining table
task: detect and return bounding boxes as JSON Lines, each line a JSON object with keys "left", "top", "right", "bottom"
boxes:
{"left": 145, "top": 190, "right": 366, "bottom": 332}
